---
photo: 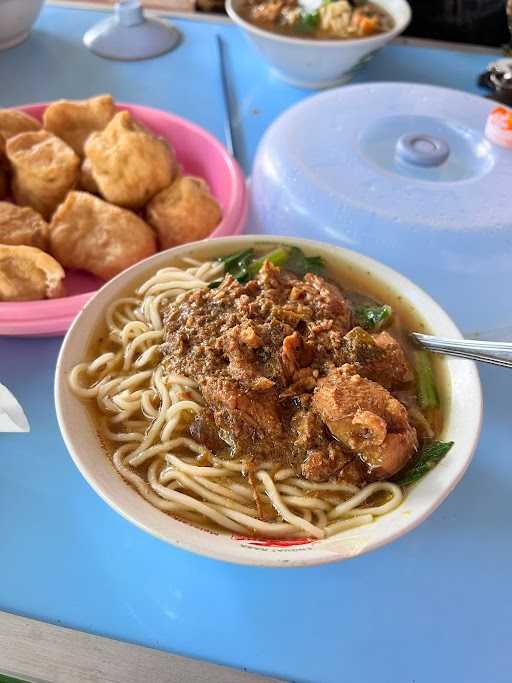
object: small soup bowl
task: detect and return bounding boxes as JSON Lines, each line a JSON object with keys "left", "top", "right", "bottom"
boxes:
{"left": 0, "top": 0, "right": 44, "bottom": 51}
{"left": 55, "top": 235, "right": 482, "bottom": 567}
{"left": 226, "top": 0, "right": 411, "bottom": 89}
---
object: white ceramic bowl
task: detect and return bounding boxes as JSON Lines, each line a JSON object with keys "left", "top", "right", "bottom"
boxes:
{"left": 0, "top": 0, "right": 44, "bottom": 51}
{"left": 55, "top": 236, "right": 482, "bottom": 567}
{"left": 226, "top": 0, "right": 411, "bottom": 89}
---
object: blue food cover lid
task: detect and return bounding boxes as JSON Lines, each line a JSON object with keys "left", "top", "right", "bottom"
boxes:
{"left": 250, "top": 83, "right": 512, "bottom": 330}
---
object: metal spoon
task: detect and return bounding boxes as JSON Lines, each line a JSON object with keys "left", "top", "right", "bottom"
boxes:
{"left": 411, "top": 333, "right": 512, "bottom": 369}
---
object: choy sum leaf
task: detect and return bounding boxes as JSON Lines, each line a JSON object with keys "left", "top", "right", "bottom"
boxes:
{"left": 393, "top": 441, "right": 454, "bottom": 486}
{"left": 296, "top": 10, "right": 320, "bottom": 33}
{"left": 414, "top": 350, "right": 440, "bottom": 410}
{"left": 283, "top": 246, "right": 325, "bottom": 277}
{"left": 219, "top": 248, "right": 255, "bottom": 282}
{"left": 354, "top": 303, "right": 392, "bottom": 331}
{"left": 209, "top": 248, "right": 255, "bottom": 287}
{"left": 210, "top": 245, "right": 326, "bottom": 287}
{"left": 247, "top": 247, "right": 291, "bottom": 276}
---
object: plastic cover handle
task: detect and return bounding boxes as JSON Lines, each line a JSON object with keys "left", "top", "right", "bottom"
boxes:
{"left": 396, "top": 133, "right": 450, "bottom": 167}
{"left": 116, "top": 1, "right": 144, "bottom": 27}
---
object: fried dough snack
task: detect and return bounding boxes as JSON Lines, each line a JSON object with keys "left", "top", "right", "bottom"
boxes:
{"left": 0, "top": 202, "right": 49, "bottom": 250}
{"left": 84, "top": 111, "right": 178, "bottom": 209}
{"left": 43, "top": 95, "right": 116, "bottom": 156}
{"left": 146, "top": 176, "right": 222, "bottom": 249}
{"left": 0, "top": 111, "right": 41, "bottom": 201}
{"left": 0, "top": 109, "right": 41, "bottom": 157}
{"left": 49, "top": 191, "right": 157, "bottom": 280}
{"left": 6, "top": 131, "right": 80, "bottom": 219}
{"left": 0, "top": 244, "right": 64, "bottom": 301}
{"left": 0, "top": 163, "right": 7, "bottom": 200}
{"left": 79, "top": 158, "right": 99, "bottom": 194}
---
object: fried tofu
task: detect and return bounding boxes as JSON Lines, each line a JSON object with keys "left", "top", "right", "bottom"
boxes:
{"left": 49, "top": 191, "right": 157, "bottom": 280}
{"left": 146, "top": 176, "right": 222, "bottom": 249}
{"left": 0, "top": 202, "right": 49, "bottom": 250}
{"left": 43, "top": 95, "right": 116, "bottom": 156}
{"left": 0, "top": 109, "right": 41, "bottom": 157}
{"left": 84, "top": 111, "right": 178, "bottom": 209}
{"left": 0, "top": 110, "right": 41, "bottom": 199}
{"left": 0, "top": 244, "right": 64, "bottom": 301}
{"left": 78, "top": 158, "right": 99, "bottom": 194}
{"left": 0, "top": 163, "right": 8, "bottom": 200}
{"left": 6, "top": 130, "right": 80, "bottom": 219}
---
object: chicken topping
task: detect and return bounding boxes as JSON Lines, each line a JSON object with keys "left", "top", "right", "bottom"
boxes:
{"left": 163, "top": 261, "right": 416, "bottom": 483}
{"left": 312, "top": 365, "right": 418, "bottom": 479}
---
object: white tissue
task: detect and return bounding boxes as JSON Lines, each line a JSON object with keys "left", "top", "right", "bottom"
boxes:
{"left": 0, "top": 383, "right": 30, "bottom": 433}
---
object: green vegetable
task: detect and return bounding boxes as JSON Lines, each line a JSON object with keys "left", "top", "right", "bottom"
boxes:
{"left": 283, "top": 246, "right": 325, "bottom": 277}
{"left": 209, "top": 248, "right": 255, "bottom": 287}
{"left": 220, "top": 248, "right": 255, "bottom": 282}
{"left": 354, "top": 303, "right": 392, "bottom": 331}
{"left": 414, "top": 350, "right": 440, "bottom": 410}
{"left": 210, "top": 245, "right": 326, "bottom": 288}
{"left": 296, "top": 10, "right": 320, "bottom": 33}
{"left": 247, "top": 247, "right": 290, "bottom": 276}
{"left": 393, "top": 440, "right": 454, "bottom": 486}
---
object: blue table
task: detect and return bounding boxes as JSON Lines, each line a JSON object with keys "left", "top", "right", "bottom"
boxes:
{"left": 1, "top": 6, "right": 510, "bottom": 683}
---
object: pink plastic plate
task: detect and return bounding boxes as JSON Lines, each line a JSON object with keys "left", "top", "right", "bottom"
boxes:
{"left": 0, "top": 102, "right": 247, "bottom": 337}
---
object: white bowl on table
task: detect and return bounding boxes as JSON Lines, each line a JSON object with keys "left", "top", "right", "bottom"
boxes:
{"left": 0, "top": 0, "right": 44, "bottom": 50}
{"left": 226, "top": 0, "right": 411, "bottom": 89}
{"left": 55, "top": 235, "right": 482, "bottom": 567}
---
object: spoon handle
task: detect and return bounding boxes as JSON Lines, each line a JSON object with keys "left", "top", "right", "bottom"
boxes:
{"left": 412, "top": 333, "right": 512, "bottom": 369}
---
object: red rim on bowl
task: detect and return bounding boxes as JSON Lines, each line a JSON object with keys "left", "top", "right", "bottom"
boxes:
{"left": 0, "top": 102, "right": 248, "bottom": 337}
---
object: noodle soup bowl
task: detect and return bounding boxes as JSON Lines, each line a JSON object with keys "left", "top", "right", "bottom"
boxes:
{"left": 55, "top": 236, "right": 482, "bottom": 567}
{"left": 226, "top": 0, "right": 411, "bottom": 89}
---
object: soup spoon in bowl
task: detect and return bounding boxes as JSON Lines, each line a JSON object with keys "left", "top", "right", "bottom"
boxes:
{"left": 412, "top": 333, "right": 512, "bottom": 368}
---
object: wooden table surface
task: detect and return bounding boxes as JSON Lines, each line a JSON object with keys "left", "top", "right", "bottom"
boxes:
{"left": 0, "top": 612, "right": 282, "bottom": 683}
